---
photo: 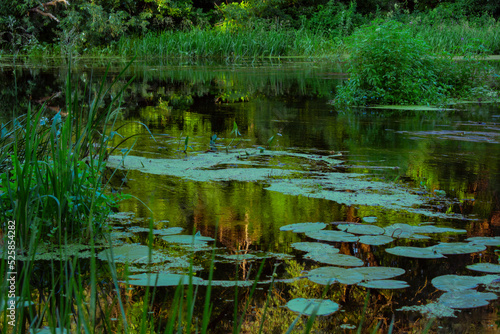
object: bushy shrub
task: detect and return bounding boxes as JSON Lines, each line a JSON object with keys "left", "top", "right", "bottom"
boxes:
{"left": 334, "top": 20, "right": 450, "bottom": 107}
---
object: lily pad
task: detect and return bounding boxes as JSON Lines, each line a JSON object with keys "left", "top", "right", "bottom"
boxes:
{"left": 358, "top": 235, "right": 394, "bottom": 246}
{"left": 467, "top": 263, "right": 500, "bottom": 274}
{"left": 154, "top": 227, "right": 184, "bottom": 235}
{"left": 305, "top": 230, "right": 359, "bottom": 243}
{"left": 351, "top": 267, "right": 405, "bottom": 281}
{"left": 311, "top": 253, "right": 364, "bottom": 267}
{"left": 413, "top": 225, "right": 467, "bottom": 234}
{"left": 438, "top": 290, "right": 498, "bottom": 309}
{"left": 358, "top": 280, "right": 409, "bottom": 289}
{"left": 125, "top": 273, "right": 204, "bottom": 286}
{"left": 280, "top": 222, "right": 327, "bottom": 233}
{"left": 98, "top": 244, "right": 169, "bottom": 264}
{"left": 465, "top": 237, "right": 500, "bottom": 246}
{"left": 162, "top": 234, "right": 214, "bottom": 245}
{"left": 291, "top": 242, "right": 339, "bottom": 254}
{"left": 337, "top": 224, "right": 384, "bottom": 235}
{"left": 308, "top": 267, "right": 364, "bottom": 285}
{"left": 431, "top": 242, "right": 486, "bottom": 255}
{"left": 383, "top": 224, "right": 415, "bottom": 239}
{"left": 431, "top": 274, "right": 500, "bottom": 291}
{"left": 286, "top": 298, "right": 340, "bottom": 316}
{"left": 386, "top": 246, "right": 446, "bottom": 259}
{"left": 362, "top": 216, "right": 378, "bottom": 223}
{"left": 218, "top": 253, "right": 258, "bottom": 261}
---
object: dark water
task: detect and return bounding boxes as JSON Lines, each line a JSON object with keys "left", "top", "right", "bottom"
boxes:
{"left": 2, "top": 58, "right": 500, "bottom": 333}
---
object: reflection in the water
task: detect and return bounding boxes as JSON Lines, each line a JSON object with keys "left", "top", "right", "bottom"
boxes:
{"left": 1, "top": 59, "right": 499, "bottom": 332}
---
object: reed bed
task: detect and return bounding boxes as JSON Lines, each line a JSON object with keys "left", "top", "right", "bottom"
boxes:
{"left": 114, "top": 27, "right": 336, "bottom": 59}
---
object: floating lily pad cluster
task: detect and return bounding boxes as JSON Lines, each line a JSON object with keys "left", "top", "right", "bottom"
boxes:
{"left": 400, "top": 274, "right": 500, "bottom": 317}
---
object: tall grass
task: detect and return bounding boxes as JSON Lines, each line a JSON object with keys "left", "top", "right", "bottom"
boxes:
{"left": 113, "top": 26, "right": 336, "bottom": 59}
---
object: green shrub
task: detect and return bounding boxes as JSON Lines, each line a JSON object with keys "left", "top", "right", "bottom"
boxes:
{"left": 334, "top": 20, "right": 450, "bottom": 107}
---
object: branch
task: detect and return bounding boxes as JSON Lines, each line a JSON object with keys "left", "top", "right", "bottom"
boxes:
{"left": 29, "top": 8, "right": 60, "bottom": 22}
{"left": 28, "top": 0, "right": 70, "bottom": 23}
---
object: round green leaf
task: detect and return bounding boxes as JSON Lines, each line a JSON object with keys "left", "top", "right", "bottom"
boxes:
{"left": 337, "top": 224, "right": 384, "bottom": 235}
{"left": 308, "top": 267, "right": 364, "bottom": 285}
{"left": 359, "top": 235, "right": 394, "bottom": 246}
{"left": 431, "top": 275, "right": 482, "bottom": 291}
{"left": 358, "top": 279, "right": 409, "bottom": 289}
{"left": 291, "top": 242, "right": 339, "bottom": 254}
{"left": 386, "top": 246, "right": 446, "bottom": 259}
{"left": 467, "top": 263, "right": 500, "bottom": 274}
{"left": 465, "top": 237, "right": 500, "bottom": 246}
{"left": 305, "top": 230, "right": 359, "bottom": 243}
{"left": 124, "top": 273, "right": 204, "bottom": 287}
{"left": 311, "top": 253, "right": 364, "bottom": 267}
{"left": 286, "top": 298, "right": 340, "bottom": 316}
{"left": 431, "top": 242, "right": 486, "bottom": 255}
{"left": 439, "top": 290, "right": 497, "bottom": 309}
{"left": 280, "top": 222, "right": 327, "bottom": 233}
{"left": 351, "top": 267, "right": 405, "bottom": 281}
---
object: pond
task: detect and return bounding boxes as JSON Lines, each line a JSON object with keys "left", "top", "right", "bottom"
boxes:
{"left": 2, "top": 58, "right": 500, "bottom": 333}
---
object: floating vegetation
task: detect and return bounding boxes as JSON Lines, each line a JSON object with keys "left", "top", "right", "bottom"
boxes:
{"left": 124, "top": 273, "right": 204, "bottom": 286}
{"left": 107, "top": 149, "right": 452, "bottom": 217}
{"left": 466, "top": 236, "right": 500, "bottom": 246}
{"left": 438, "top": 290, "right": 498, "bottom": 309}
{"left": 358, "top": 235, "right": 394, "bottom": 245}
{"left": 98, "top": 244, "right": 169, "bottom": 264}
{"left": 383, "top": 223, "right": 466, "bottom": 240}
{"left": 467, "top": 263, "right": 500, "bottom": 274}
{"left": 162, "top": 233, "right": 215, "bottom": 246}
{"left": 312, "top": 253, "right": 364, "bottom": 267}
{"left": 431, "top": 274, "right": 500, "bottom": 291}
{"left": 358, "top": 279, "right": 409, "bottom": 289}
{"left": 351, "top": 267, "right": 406, "bottom": 281}
{"left": 291, "top": 242, "right": 339, "bottom": 255}
{"left": 308, "top": 267, "right": 364, "bottom": 285}
{"left": 280, "top": 222, "right": 327, "bottom": 233}
{"left": 218, "top": 253, "right": 258, "bottom": 261}
{"left": 397, "top": 303, "right": 457, "bottom": 318}
{"left": 362, "top": 216, "right": 378, "bottom": 223}
{"left": 336, "top": 223, "right": 384, "bottom": 235}
{"left": 385, "top": 246, "right": 446, "bottom": 259}
{"left": 430, "top": 242, "right": 486, "bottom": 255}
{"left": 285, "top": 298, "right": 340, "bottom": 316}
{"left": 305, "top": 230, "right": 359, "bottom": 243}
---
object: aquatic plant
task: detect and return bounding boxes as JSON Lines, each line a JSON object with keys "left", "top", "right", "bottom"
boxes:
{"left": 0, "top": 60, "right": 142, "bottom": 247}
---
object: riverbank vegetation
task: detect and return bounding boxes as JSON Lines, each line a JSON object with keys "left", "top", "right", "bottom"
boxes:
{"left": 1, "top": 1, "right": 499, "bottom": 59}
